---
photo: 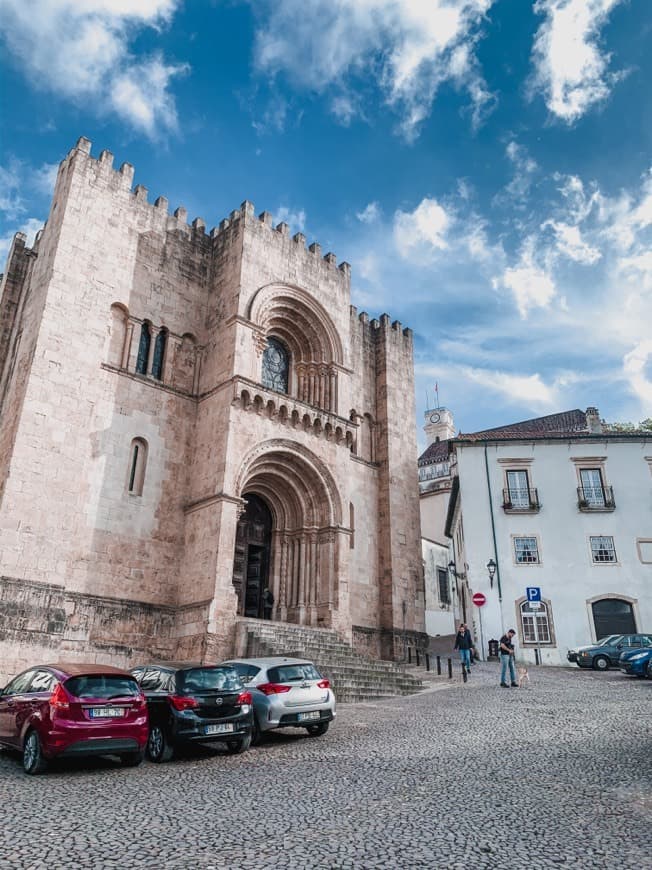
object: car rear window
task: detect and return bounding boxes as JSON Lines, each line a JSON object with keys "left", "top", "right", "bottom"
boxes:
{"left": 267, "top": 664, "right": 321, "bottom": 683}
{"left": 223, "top": 662, "right": 261, "bottom": 683}
{"left": 178, "top": 667, "right": 243, "bottom": 692}
{"left": 64, "top": 675, "right": 140, "bottom": 699}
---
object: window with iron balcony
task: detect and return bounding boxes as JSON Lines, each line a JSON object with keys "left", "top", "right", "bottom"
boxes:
{"left": 502, "top": 469, "right": 540, "bottom": 512}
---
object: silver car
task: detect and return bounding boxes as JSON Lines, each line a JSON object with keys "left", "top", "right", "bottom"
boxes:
{"left": 220, "top": 657, "right": 335, "bottom": 743}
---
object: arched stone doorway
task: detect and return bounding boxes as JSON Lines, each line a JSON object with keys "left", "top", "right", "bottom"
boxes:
{"left": 233, "top": 494, "right": 273, "bottom": 618}
{"left": 592, "top": 598, "right": 636, "bottom": 638}
{"left": 233, "top": 441, "right": 342, "bottom": 627}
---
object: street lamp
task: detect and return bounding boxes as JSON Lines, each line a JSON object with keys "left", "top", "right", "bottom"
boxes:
{"left": 486, "top": 558, "right": 497, "bottom": 588}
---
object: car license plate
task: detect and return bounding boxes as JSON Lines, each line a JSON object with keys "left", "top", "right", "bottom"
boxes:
{"left": 89, "top": 707, "right": 124, "bottom": 718}
{"left": 297, "top": 711, "right": 320, "bottom": 722}
{"left": 204, "top": 723, "right": 234, "bottom": 735}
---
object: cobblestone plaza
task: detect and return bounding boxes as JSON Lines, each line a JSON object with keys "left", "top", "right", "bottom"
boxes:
{"left": 0, "top": 665, "right": 649, "bottom": 869}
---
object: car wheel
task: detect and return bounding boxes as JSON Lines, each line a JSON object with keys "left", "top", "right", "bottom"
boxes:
{"left": 306, "top": 722, "right": 329, "bottom": 737}
{"left": 23, "top": 730, "right": 47, "bottom": 775}
{"left": 225, "top": 734, "right": 251, "bottom": 755}
{"left": 121, "top": 750, "right": 145, "bottom": 767}
{"left": 147, "top": 724, "right": 174, "bottom": 763}
{"left": 593, "top": 655, "right": 610, "bottom": 671}
{"left": 250, "top": 716, "right": 262, "bottom": 746}
{"left": 647, "top": 660, "right": 652, "bottom": 680}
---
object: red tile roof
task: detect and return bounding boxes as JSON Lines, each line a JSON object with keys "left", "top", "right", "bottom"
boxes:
{"left": 458, "top": 409, "right": 589, "bottom": 441}
{"left": 418, "top": 439, "right": 451, "bottom": 465}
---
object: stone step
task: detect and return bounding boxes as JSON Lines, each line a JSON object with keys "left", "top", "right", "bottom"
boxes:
{"left": 238, "top": 619, "right": 424, "bottom": 702}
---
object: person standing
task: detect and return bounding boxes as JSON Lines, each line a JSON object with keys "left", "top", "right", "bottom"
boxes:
{"left": 499, "top": 629, "right": 518, "bottom": 687}
{"left": 454, "top": 623, "right": 474, "bottom": 672}
{"left": 262, "top": 587, "right": 274, "bottom": 620}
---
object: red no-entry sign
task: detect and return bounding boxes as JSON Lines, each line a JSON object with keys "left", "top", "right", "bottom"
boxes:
{"left": 472, "top": 592, "right": 487, "bottom": 607}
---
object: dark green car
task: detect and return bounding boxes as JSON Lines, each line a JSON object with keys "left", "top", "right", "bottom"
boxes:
{"left": 568, "top": 634, "right": 652, "bottom": 670}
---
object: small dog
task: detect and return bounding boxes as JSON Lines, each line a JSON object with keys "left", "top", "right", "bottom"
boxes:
{"left": 517, "top": 666, "right": 530, "bottom": 688}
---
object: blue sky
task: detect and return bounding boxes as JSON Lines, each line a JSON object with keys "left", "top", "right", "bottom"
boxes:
{"left": 1, "top": 0, "right": 651, "bottom": 443}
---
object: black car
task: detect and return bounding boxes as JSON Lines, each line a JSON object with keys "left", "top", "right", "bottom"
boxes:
{"left": 567, "top": 634, "right": 652, "bottom": 670}
{"left": 131, "top": 663, "right": 253, "bottom": 761}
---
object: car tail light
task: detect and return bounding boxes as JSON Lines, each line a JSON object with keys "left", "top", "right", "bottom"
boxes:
{"left": 257, "top": 683, "right": 291, "bottom": 696}
{"left": 236, "top": 691, "right": 252, "bottom": 706}
{"left": 170, "top": 695, "right": 199, "bottom": 711}
{"left": 317, "top": 679, "right": 330, "bottom": 689}
{"left": 49, "top": 683, "right": 70, "bottom": 711}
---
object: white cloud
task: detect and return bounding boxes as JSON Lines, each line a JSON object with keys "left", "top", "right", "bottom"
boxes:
{"left": 0, "top": 0, "right": 184, "bottom": 137}
{"left": 0, "top": 217, "right": 44, "bottom": 264}
{"left": 356, "top": 202, "right": 381, "bottom": 224}
{"left": 394, "top": 197, "right": 451, "bottom": 256}
{"left": 542, "top": 219, "right": 602, "bottom": 264}
{"left": 274, "top": 206, "right": 306, "bottom": 232}
{"left": 464, "top": 366, "right": 557, "bottom": 406}
{"left": 253, "top": 0, "right": 495, "bottom": 139}
{"left": 493, "top": 241, "right": 557, "bottom": 318}
{"left": 531, "top": 0, "right": 627, "bottom": 123}
{"left": 32, "top": 163, "right": 59, "bottom": 196}
{"left": 0, "top": 161, "right": 25, "bottom": 220}
{"left": 623, "top": 341, "right": 652, "bottom": 405}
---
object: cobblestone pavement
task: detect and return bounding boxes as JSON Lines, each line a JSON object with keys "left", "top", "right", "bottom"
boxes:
{"left": 0, "top": 663, "right": 649, "bottom": 870}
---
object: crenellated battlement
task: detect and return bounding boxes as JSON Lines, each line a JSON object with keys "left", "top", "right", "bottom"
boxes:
{"left": 350, "top": 305, "right": 412, "bottom": 344}
{"left": 62, "top": 138, "right": 353, "bottom": 278}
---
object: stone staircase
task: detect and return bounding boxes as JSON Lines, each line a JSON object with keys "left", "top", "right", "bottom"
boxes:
{"left": 235, "top": 618, "right": 424, "bottom": 703}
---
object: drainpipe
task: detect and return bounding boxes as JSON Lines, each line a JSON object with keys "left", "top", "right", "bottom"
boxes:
{"left": 484, "top": 444, "right": 505, "bottom": 634}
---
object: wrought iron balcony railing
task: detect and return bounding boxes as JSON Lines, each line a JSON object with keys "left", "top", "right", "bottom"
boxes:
{"left": 577, "top": 485, "right": 615, "bottom": 511}
{"left": 502, "top": 487, "right": 540, "bottom": 512}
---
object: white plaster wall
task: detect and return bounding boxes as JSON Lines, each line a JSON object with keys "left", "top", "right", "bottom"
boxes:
{"left": 454, "top": 439, "right": 652, "bottom": 665}
{"left": 422, "top": 539, "right": 456, "bottom": 637}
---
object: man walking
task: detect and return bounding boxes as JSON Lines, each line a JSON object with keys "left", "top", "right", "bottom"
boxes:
{"left": 454, "top": 623, "right": 474, "bottom": 672}
{"left": 499, "top": 629, "right": 518, "bottom": 687}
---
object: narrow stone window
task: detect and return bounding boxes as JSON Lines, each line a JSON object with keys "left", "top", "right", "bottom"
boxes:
{"left": 152, "top": 328, "right": 167, "bottom": 381}
{"left": 437, "top": 568, "right": 450, "bottom": 606}
{"left": 136, "top": 323, "right": 150, "bottom": 375}
{"left": 262, "top": 337, "right": 289, "bottom": 393}
{"left": 128, "top": 437, "right": 148, "bottom": 496}
{"left": 349, "top": 502, "right": 355, "bottom": 549}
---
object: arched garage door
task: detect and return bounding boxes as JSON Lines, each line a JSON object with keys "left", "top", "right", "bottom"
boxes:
{"left": 592, "top": 599, "right": 636, "bottom": 639}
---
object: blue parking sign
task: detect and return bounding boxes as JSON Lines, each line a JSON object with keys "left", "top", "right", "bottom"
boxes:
{"left": 526, "top": 587, "right": 541, "bottom": 602}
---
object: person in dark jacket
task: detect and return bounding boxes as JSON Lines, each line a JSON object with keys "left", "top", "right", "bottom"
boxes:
{"left": 262, "top": 587, "right": 274, "bottom": 620}
{"left": 454, "top": 623, "right": 474, "bottom": 671}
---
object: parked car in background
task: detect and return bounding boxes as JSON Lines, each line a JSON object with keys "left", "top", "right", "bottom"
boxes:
{"left": 131, "top": 663, "right": 253, "bottom": 762}
{"left": 567, "top": 634, "right": 652, "bottom": 670}
{"left": 619, "top": 647, "right": 652, "bottom": 678}
{"left": 220, "top": 657, "right": 335, "bottom": 743}
{"left": 0, "top": 663, "right": 148, "bottom": 774}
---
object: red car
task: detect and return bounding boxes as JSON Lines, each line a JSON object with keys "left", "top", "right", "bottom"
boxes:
{"left": 0, "top": 663, "right": 148, "bottom": 774}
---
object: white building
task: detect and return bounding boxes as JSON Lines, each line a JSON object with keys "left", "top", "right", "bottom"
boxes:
{"left": 418, "top": 408, "right": 459, "bottom": 638}
{"left": 445, "top": 408, "right": 652, "bottom": 665}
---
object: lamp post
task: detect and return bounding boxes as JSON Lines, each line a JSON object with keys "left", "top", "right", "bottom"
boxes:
{"left": 448, "top": 560, "right": 465, "bottom": 622}
{"left": 486, "top": 558, "right": 497, "bottom": 588}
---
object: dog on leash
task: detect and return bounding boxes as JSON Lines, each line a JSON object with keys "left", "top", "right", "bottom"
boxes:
{"left": 516, "top": 666, "right": 530, "bottom": 688}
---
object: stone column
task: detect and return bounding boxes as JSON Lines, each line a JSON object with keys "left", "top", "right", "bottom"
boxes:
{"left": 122, "top": 321, "right": 134, "bottom": 370}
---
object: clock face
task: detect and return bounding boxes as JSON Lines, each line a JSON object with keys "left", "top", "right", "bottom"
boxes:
{"left": 429, "top": 412, "right": 440, "bottom": 423}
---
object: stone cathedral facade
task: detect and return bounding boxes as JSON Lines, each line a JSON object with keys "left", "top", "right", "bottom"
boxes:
{"left": 0, "top": 138, "right": 424, "bottom": 678}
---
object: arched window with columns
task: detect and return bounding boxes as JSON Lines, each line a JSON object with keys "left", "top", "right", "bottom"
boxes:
{"left": 151, "top": 328, "right": 167, "bottom": 381}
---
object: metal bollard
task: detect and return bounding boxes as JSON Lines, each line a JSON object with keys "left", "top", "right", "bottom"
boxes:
{"left": 462, "top": 663, "right": 467, "bottom": 683}
{"left": 447, "top": 657, "right": 452, "bottom": 679}
{"left": 425, "top": 653, "right": 430, "bottom": 672}
{"left": 436, "top": 655, "right": 441, "bottom": 676}
{"left": 407, "top": 647, "right": 412, "bottom": 664}
{"left": 415, "top": 649, "right": 420, "bottom": 667}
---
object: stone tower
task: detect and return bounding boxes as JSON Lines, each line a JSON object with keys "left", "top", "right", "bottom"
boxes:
{"left": 423, "top": 406, "right": 455, "bottom": 445}
{"left": 0, "top": 138, "right": 425, "bottom": 677}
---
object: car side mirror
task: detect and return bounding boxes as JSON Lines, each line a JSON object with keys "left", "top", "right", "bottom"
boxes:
{"left": 616, "top": 644, "right": 623, "bottom": 649}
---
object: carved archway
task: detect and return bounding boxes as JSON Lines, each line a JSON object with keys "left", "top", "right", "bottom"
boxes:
{"left": 248, "top": 283, "right": 344, "bottom": 412}
{"left": 233, "top": 441, "right": 342, "bottom": 626}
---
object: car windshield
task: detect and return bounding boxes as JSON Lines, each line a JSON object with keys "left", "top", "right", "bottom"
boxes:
{"left": 64, "top": 675, "right": 140, "bottom": 699}
{"left": 268, "top": 663, "right": 321, "bottom": 683}
{"left": 178, "top": 667, "right": 243, "bottom": 692}
{"left": 596, "top": 635, "right": 622, "bottom": 646}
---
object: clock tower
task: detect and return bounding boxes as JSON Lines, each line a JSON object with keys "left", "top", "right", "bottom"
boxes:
{"left": 423, "top": 406, "right": 455, "bottom": 445}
